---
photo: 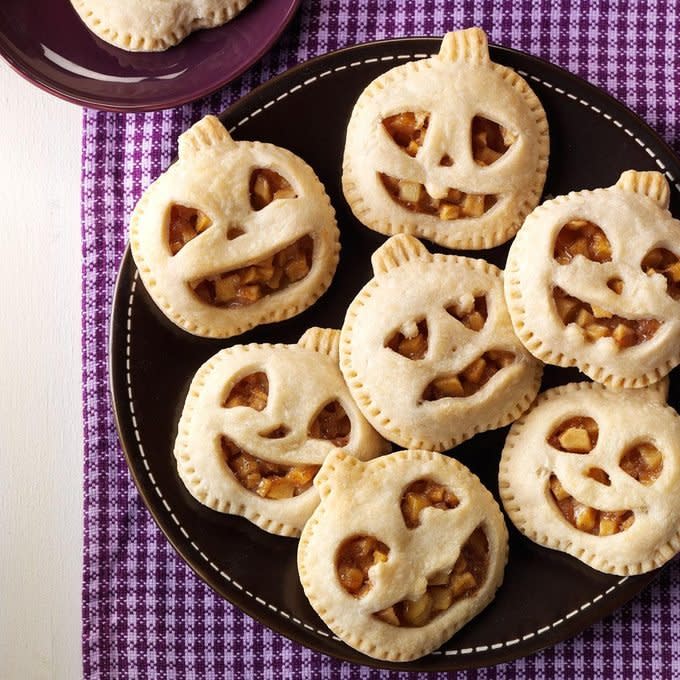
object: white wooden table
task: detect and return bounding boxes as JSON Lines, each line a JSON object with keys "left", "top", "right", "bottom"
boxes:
{"left": 0, "top": 62, "right": 83, "bottom": 679}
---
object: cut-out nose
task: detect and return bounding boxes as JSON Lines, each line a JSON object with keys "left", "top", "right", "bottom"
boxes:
{"left": 260, "top": 425, "right": 290, "bottom": 439}
{"left": 587, "top": 467, "right": 611, "bottom": 486}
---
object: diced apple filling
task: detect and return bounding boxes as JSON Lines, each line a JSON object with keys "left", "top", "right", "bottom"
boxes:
{"left": 620, "top": 442, "right": 663, "bottom": 485}
{"left": 548, "top": 416, "right": 598, "bottom": 453}
{"left": 471, "top": 116, "right": 515, "bottom": 166}
{"left": 222, "top": 436, "right": 319, "bottom": 499}
{"left": 422, "top": 350, "right": 515, "bottom": 401}
{"left": 553, "top": 220, "right": 612, "bottom": 264}
{"left": 308, "top": 400, "right": 351, "bottom": 446}
{"left": 191, "top": 235, "right": 313, "bottom": 307}
{"left": 549, "top": 474, "right": 634, "bottom": 536}
{"left": 641, "top": 247, "right": 680, "bottom": 300}
{"left": 400, "top": 478, "right": 459, "bottom": 529}
{"left": 223, "top": 372, "right": 269, "bottom": 410}
{"left": 382, "top": 111, "right": 430, "bottom": 157}
{"left": 168, "top": 204, "right": 213, "bottom": 255}
{"left": 385, "top": 320, "right": 428, "bottom": 360}
{"left": 336, "top": 535, "right": 390, "bottom": 598}
{"left": 446, "top": 295, "right": 488, "bottom": 331}
{"left": 553, "top": 286, "right": 661, "bottom": 348}
{"left": 379, "top": 173, "right": 496, "bottom": 220}
{"left": 372, "top": 528, "right": 489, "bottom": 627}
{"left": 249, "top": 168, "right": 297, "bottom": 210}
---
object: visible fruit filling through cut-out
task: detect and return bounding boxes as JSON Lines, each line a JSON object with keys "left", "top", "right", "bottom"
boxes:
{"left": 385, "top": 320, "right": 428, "bottom": 360}
{"left": 223, "top": 372, "right": 269, "bottom": 410}
{"left": 168, "top": 204, "right": 213, "bottom": 255}
{"left": 373, "top": 528, "right": 489, "bottom": 627}
{"left": 549, "top": 475, "right": 634, "bottom": 536}
{"left": 553, "top": 220, "right": 612, "bottom": 264}
{"left": 222, "top": 436, "right": 319, "bottom": 499}
{"left": 471, "top": 116, "right": 515, "bottom": 166}
{"left": 587, "top": 467, "right": 611, "bottom": 486}
{"left": 553, "top": 286, "right": 661, "bottom": 348}
{"left": 308, "top": 400, "right": 351, "bottom": 446}
{"left": 547, "top": 416, "right": 598, "bottom": 453}
{"left": 191, "top": 235, "right": 314, "bottom": 307}
{"left": 446, "top": 295, "right": 488, "bottom": 331}
{"left": 422, "top": 350, "right": 515, "bottom": 401}
{"left": 379, "top": 173, "right": 497, "bottom": 220}
{"left": 400, "top": 479, "right": 459, "bottom": 529}
{"left": 249, "top": 168, "right": 297, "bottom": 210}
{"left": 607, "top": 277, "right": 624, "bottom": 294}
{"left": 382, "top": 111, "right": 430, "bottom": 157}
{"left": 620, "top": 443, "right": 663, "bottom": 485}
{"left": 337, "top": 535, "right": 390, "bottom": 598}
{"left": 641, "top": 248, "right": 680, "bottom": 300}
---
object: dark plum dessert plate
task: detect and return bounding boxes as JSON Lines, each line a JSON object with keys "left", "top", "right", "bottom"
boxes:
{"left": 0, "top": 0, "right": 299, "bottom": 111}
{"left": 110, "top": 38, "right": 680, "bottom": 670}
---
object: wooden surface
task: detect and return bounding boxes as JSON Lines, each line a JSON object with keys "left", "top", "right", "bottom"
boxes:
{"left": 0, "top": 62, "right": 83, "bottom": 679}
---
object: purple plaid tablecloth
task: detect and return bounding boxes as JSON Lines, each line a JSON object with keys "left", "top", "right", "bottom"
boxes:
{"left": 82, "top": 1, "right": 680, "bottom": 677}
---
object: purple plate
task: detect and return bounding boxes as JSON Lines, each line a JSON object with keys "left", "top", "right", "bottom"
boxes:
{"left": 0, "top": 0, "right": 300, "bottom": 112}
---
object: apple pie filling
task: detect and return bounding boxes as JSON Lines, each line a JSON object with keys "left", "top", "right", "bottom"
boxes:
{"left": 548, "top": 416, "right": 599, "bottom": 453}
{"left": 471, "top": 116, "right": 515, "bottom": 166}
{"left": 222, "top": 436, "right": 319, "bottom": 500}
{"left": 642, "top": 248, "right": 680, "bottom": 300}
{"left": 382, "top": 111, "right": 430, "bottom": 158}
{"left": 553, "top": 286, "right": 661, "bottom": 348}
{"left": 309, "top": 400, "right": 351, "bottom": 446}
{"left": 620, "top": 442, "right": 663, "bottom": 485}
{"left": 190, "top": 235, "right": 314, "bottom": 307}
{"left": 553, "top": 220, "right": 612, "bottom": 264}
{"left": 249, "top": 168, "right": 297, "bottom": 210}
{"left": 446, "top": 295, "right": 488, "bottom": 331}
{"left": 422, "top": 350, "right": 515, "bottom": 401}
{"left": 385, "top": 320, "right": 429, "bottom": 360}
{"left": 374, "top": 528, "right": 489, "bottom": 627}
{"left": 168, "top": 204, "right": 213, "bottom": 255}
{"left": 400, "top": 479, "right": 460, "bottom": 529}
{"left": 336, "top": 535, "right": 390, "bottom": 598}
{"left": 223, "top": 372, "right": 269, "bottom": 410}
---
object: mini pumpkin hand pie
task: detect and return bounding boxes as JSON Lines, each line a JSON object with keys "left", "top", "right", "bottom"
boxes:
{"left": 298, "top": 449, "right": 508, "bottom": 662}
{"left": 70, "top": 0, "right": 250, "bottom": 52}
{"left": 130, "top": 115, "right": 340, "bottom": 338}
{"left": 340, "top": 234, "right": 542, "bottom": 451}
{"left": 499, "top": 381, "right": 680, "bottom": 575}
{"left": 342, "top": 27, "right": 549, "bottom": 250}
{"left": 174, "top": 328, "right": 389, "bottom": 537}
{"left": 505, "top": 170, "right": 680, "bottom": 388}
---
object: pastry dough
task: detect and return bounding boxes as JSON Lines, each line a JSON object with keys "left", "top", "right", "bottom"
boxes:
{"left": 340, "top": 234, "right": 542, "bottom": 451}
{"left": 298, "top": 448, "right": 508, "bottom": 661}
{"left": 505, "top": 170, "right": 680, "bottom": 388}
{"left": 70, "top": 0, "right": 250, "bottom": 52}
{"left": 499, "top": 381, "right": 680, "bottom": 575}
{"left": 174, "top": 328, "right": 389, "bottom": 537}
{"left": 130, "top": 115, "right": 340, "bottom": 338}
{"left": 342, "top": 27, "right": 549, "bottom": 250}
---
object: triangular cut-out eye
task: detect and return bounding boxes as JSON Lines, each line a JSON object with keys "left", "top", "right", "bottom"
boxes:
{"left": 249, "top": 168, "right": 297, "bottom": 210}
{"left": 382, "top": 111, "right": 430, "bottom": 157}
{"left": 446, "top": 296, "right": 487, "bottom": 331}
{"left": 471, "top": 116, "right": 515, "bottom": 166}
{"left": 223, "top": 372, "right": 268, "bottom": 410}
{"left": 641, "top": 248, "right": 680, "bottom": 300}
{"left": 168, "top": 204, "right": 212, "bottom": 255}
{"left": 308, "top": 400, "right": 351, "bottom": 446}
{"left": 400, "top": 479, "right": 459, "bottom": 528}
{"left": 620, "top": 443, "right": 663, "bottom": 485}
{"left": 385, "top": 320, "right": 428, "bottom": 359}
{"left": 547, "top": 416, "right": 599, "bottom": 453}
{"left": 554, "top": 220, "right": 612, "bottom": 264}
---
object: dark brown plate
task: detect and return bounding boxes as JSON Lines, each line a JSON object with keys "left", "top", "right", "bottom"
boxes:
{"left": 110, "top": 38, "right": 680, "bottom": 670}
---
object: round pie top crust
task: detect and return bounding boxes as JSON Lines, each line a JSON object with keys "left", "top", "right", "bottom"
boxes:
{"left": 130, "top": 115, "right": 340, "bottom": 339}
{"left": 174, "top": 328, "right": 389, "bottom": 537}
{"left": 499, "top": 381, "right": 680, "bottom": 575}
{"left": 342, "top": 27, "right": 549, "bottom": 250}
{"left": 505, "top": 170, "right": 680, "bottom": 388}
{"left": 340, "top": 234, "right": 543, "bottom": 451}
{"left": 298, "top": 448, "right": 508, "bottom": 661}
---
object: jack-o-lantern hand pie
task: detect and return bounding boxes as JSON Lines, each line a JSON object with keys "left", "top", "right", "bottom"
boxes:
{"left": 130, "top": 115, "right": 340, "bottom": 338}
{"left": 340, "top": 234, "right": 543, "bottom": 451}
{"left": 342, "top": 27, "right": 549, "bottom": 250}
{"left": 505, "top": 170, "right": 680, "bottom": 388}
{"left": 499, "top": 382, "right": 680, "bottom": 575}
{"left": 69, "top": 0, "right": 250, "bottom": 52}
{"left": 298, "top": 449, "right": 508, "bottom": 662}
{"left": 174, "top": 328, "right": 389, "bottom": 537}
